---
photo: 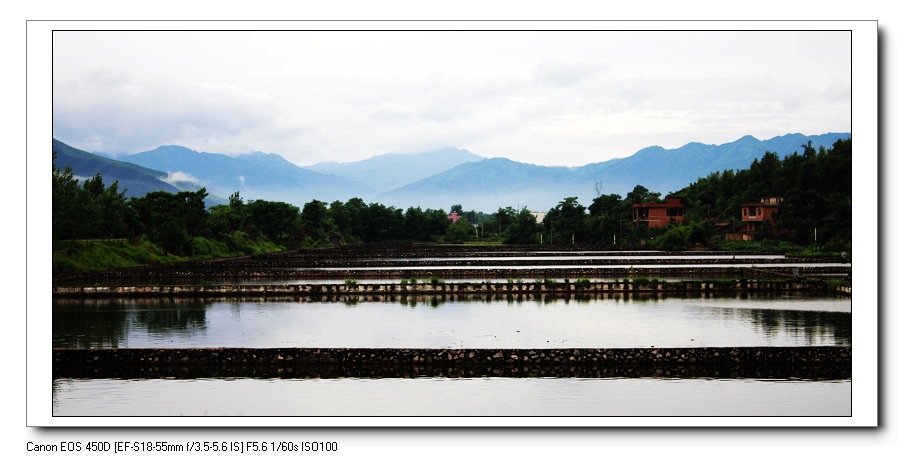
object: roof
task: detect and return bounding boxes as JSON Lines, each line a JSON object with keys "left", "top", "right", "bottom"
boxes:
{"left": 632, "top": 202, "right": 685, "bottom": 208}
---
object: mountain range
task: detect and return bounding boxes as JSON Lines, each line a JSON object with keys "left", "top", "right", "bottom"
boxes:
{"left": 303, "top": 148, "right": 485, "bottom": 193}
{"left": 52, "top": 139, "right": 228, "bottom": 205}
{"left": 51, "top": 132, "right": 850, "bottom": 213}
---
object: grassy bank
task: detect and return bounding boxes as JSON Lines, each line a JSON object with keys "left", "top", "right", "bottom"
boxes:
{"left": 53, "top": 235, "right": 285, "bottom": 276}
{"left": 715, "top": 239, "right": 850, "bottom": 260}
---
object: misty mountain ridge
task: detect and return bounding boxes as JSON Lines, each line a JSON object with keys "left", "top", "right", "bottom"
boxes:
{"left": 112, "top": 145, "right": 379, "bottom": 206}
{"left": 53, "top": 132, "right": 850, "bottom": 214}
{"left": 378, "top": 132, "right": 851, "bottom": 212}
{"left": 303, "top": 147, "right": 485, "bottom": 193}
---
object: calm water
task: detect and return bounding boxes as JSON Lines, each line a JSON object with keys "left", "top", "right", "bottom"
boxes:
{"left": 52, "top": 294, "right": 851, "bottom": 349}
{"left": 51, "top": 377, "right": 851, "bottom": 417}
{"left": 51, "top": 292, "right": 852, "bottom": 418}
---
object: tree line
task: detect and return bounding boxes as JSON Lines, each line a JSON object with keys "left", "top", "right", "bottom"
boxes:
{"left": 466, "top": 137, "right": 851, "bottom": 251}
{"left": 53, "top": 137, "right": 851, "bottom": 255}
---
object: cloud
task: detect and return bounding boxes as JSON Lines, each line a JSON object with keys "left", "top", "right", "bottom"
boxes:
{"left": 53, "top": 68, "right": 288, "bottom": 156}
{"left": 369, "top": 102, "right": 412, "bottom": 122}
{"left": 161, "top": 171, "right": 199, "bottom": 185}
{"left": 533, "top": 61, "right": 612, "bottom": 88}
{"left": 50, "top": 30, "right": 852, "bottom": 167}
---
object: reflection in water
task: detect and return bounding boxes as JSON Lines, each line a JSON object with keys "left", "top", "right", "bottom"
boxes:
{"left": 52, "top": 293, "right": 851, "bottom": 349}
{"left": 53, "top": 298, "right": 208, "bottom": 349}
{"left": 708, "top": 307, "right": 852, "bottom": 347}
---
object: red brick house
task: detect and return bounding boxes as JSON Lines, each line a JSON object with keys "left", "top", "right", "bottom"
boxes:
{"left": 447, "top": 211, "right": 462, "bottom": 223}
{"left": 632, "top": 196, "right": 685, "bottom": 228}
{"left": 726, "top": 196, "right": 782, "bottom": 241}
{"left": 740, "top": 196, "right": 782, "bottom": 232}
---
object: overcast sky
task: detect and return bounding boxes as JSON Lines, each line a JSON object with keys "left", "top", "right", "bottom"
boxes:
{"left": 52, "top": 29, "right": 852, "bottom": 167}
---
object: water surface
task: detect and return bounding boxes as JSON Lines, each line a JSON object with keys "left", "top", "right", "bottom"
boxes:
{"left": 52, "top": 376, "right": 852, "bottom": 417}
{"left": 53, "top": 294, "right": 851, "bottom": 349}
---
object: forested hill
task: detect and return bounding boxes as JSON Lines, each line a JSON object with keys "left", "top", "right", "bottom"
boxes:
{"left": 52, "top": 138, "right": 179, "bottom": 199}
{"left": 377, "top": 132, "right": 851, "bottom": 212}
{"left": 116, "top": 145, "right": 378, "bottom": 207}
{"left": 673, "top": 138, "right": 852, "bottom": 248}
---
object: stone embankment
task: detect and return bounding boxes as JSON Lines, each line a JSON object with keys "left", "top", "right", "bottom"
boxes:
{"left": 53, "top": 346, "right": 852, "bottom": 380}
{"left": 199, "top": 257, "right": 843, "bottom": 269}
{"left": 53, "top": 244, "right": 851, "bottom": 284}
{"left": 81, "top": 265, "right": 847, "bottom": 281}
{"left": 53, "top": 279, "right": 831, "bottom": 297}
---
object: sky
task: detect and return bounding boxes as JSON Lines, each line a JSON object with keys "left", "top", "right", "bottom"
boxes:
{"left": 52, "top": 29, "right": 852, "bottom": 167}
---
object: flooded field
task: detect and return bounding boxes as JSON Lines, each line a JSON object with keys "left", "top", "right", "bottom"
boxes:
{"left": 50, "top": 248, "right": 854, "bottom": 419}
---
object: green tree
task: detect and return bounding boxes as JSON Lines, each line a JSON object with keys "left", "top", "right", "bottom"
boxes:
{"left": 502, "top": 208, "right": 539, "bottom": 244}
{"left": 654, "top": 225, "right": 689, "bottom": 251}
{"left": 625, "top": 185, "right": 662, "bottom": 205}
{"left": 53, "top": 153, "right": 131, "bottom": 241}
{"left": 247, "top": 199, "right": 301, "bottom": 244}
{"left": 52, "top": 154, "right": 84, "bottom": 240}
{"left": 544, "top": 197, "right": 588, "bottom": 244}
{"left": 444, "top": 217, "right": 474, "bottom": 244}
{"left": 587, "top": 193, "right": 630, "bottom": 246}
{"left": 129, "top": 188, "right": 209, "bottom": 255}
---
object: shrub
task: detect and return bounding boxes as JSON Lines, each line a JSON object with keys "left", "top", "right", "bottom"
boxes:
{"left": 52, "top": 256, "right": 78, "bottom": 276}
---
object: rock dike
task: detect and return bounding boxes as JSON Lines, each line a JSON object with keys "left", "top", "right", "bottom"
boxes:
{"left": 53, "top": 279, "right": 830, "bottom": 297}
{"left": 53, "top": 346, "right": 851, "bottom": 380}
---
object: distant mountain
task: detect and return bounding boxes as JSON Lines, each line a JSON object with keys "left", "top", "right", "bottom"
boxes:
{"left": 377, "top": 158, "right": 575, "bottom": 213}
{"left": 379, "top": 132, "right": 851, "bottom": 212}
{"left": 53, "top": 139, "right": 181, "bottom": 199}
{"left": 53, "top": 139, "right": 228, "bottom": 205}
{"left": 303, "top": 148, "right": 485, "bottom": 192}
{"left": 116, "top": 146, "right": 378, "bottom": 206}
{"left": 571, "top": 132, "right": 852, "bottom": 204}
{"left": 54, "top": 132, "right": 851, "bottom": 214}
